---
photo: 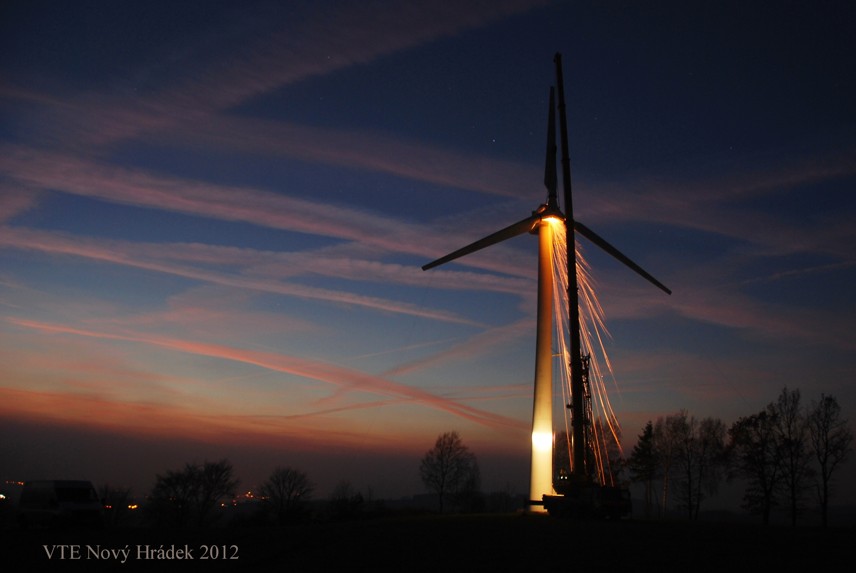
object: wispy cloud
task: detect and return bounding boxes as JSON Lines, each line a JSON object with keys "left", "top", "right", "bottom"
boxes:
{"left": 579, "top": 148, "right": 856, "bottom": 258}
{"left": 161, "top": 115, "right": 539, "bottom": 199}
{"left": 0, "top": 145, "right": 534, "bottom": 277}
{"left": 382, "top": 317, "right": 534, "bottom": 378}
{"left": 598, "top": 261, "right": 856, "bottom": 354}
{"left": 0, "top": 188, "right": 41, "bottom": 224}
{"left": 0, "top": 386, "right": 414, "bottom": 450}
{"left": 4, "top": 0, "right": 549, "bottom": 150}
{"left": 0, "top": 225, "right": 482, "bottom": 325}
{"left": 134, "top": 0, "right": 549, "bottom": 124}
{"left": 8, "top": 317, "right": 528, "bottom": 431}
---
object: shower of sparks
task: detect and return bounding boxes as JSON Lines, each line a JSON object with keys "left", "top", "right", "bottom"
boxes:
{"left": 547, "top": 218, "right": 623, "bottom": 486}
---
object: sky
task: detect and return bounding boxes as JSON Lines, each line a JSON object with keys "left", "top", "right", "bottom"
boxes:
{"left": 1, "top": 0, "right": 855, "bottom": 502}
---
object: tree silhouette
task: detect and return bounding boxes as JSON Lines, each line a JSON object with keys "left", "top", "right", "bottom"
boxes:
{"left": 627, "top": 421, "right": 658, "bottom": 518}
{"left": 149, "top": 459, "right": 238, "bottom": 528}
{"left": 258, "top": 466, "right": 313, "bottom": 524}
{"left": 150, "top": 465, "right": 199, "bottom": 528}
{"left": 672, "top": 414, "right": 726, "bottom": 520}
{"left": 695, "top": 417, "right": 727, "bottom": 517}
{"left": 728, "top": 411, "right": 782, "bottom": 525}
{"left": 419, "top": 431, "right": 480, "bottom": 513}
{"left": 771, "top": 387, "right": 812, "bottom": 526}
{"left": 671, "top": 413, "right": 696, "bottom": 519}
{"left": 808, "top": 393, "right": 853, "bottom": 527}
{"left": 653, "top": 413, "right": 685, "bottom": 515}
{"left": 194, "top": 459, "right": 239, "bottom": 528}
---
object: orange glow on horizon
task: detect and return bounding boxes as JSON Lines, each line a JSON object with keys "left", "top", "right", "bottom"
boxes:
{"left": 0, "top": 386, "right": 434, "bottom": 455}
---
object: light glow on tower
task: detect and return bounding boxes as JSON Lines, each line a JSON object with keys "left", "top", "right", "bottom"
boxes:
{"left": 527, "top": 217, "right": 556, "bottom": 511}
{"left": 531, "top": 431, "right": 553, "bottom": 452}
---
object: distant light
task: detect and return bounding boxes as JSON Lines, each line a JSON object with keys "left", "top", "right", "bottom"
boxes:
{"left": 128, "top": 504, "right": 139, "bottom": 510}
{"left": 0, "top": 494, "right": 6, "bottom": 500}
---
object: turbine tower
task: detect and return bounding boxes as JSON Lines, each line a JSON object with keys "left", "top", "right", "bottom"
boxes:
{"left": 423, "top": 53, "right": 670, "bottom": 512}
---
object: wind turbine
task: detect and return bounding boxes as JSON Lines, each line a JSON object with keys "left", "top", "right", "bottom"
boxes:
{"left": 422, "top": 53, "right": 670, "bottom": 512}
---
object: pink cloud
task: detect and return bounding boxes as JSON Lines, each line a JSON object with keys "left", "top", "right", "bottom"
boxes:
{"left": 0, "top": 187, "right": 42, "bottom": 223}
{"left": 0, "top": 145, "right": 533, "bottom": 279}
{"left": 8, "top": 318, "right": 528, "bottom": 432}
{"left": 6, "top": 1, "right": 548, "bottom": 149}
{"left": 382, "top": 317, "right": 534, "bottom": 378}
{"left": 162, "top": 115, "right": 538, "bottom": 199}
{"left": 0, "top": 225, "right": 480, "bottom": 325}
{"left": 578, "top": 148, "right": 856, "bottom": 258}
{"left": 0, "top": 386, "right": 422, "bottom": 451}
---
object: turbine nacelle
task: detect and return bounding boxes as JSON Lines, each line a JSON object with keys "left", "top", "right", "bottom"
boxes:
{"left": 529, "top": 201, "right": 564, "bottom": 234}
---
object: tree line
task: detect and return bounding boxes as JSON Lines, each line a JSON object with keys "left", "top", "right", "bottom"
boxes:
{"left": 627, "top": 387, "right": 852, "bottom": 526}
{"left": 141, "top": 461, "right": 315, "bottom": 528}
{"left": 92, "top": 388, "right": 850, "bottom": 529}
{"left": 96, "top": 431, "right": 485, "bottom": 529}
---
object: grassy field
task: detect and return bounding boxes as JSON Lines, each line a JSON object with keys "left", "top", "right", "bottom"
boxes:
{"left": 3, "top": 513, "right": 853, "bottom": 572}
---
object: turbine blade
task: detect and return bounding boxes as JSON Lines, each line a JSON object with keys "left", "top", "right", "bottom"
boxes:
{"left": 574, "top": 221, "right": 672, "bottom": 295}
{"left": 544, "top": 87, "right": 557, "bottom": 199}
{"left": 422, "top": 214, "right": 539, "bottom": 271}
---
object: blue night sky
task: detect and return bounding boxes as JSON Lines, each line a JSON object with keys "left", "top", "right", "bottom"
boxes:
{"left": 1, "top": 1, "right": 855, "bottom": 501}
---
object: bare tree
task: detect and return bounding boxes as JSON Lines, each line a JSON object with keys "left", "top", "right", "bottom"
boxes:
{"left": 653, "top": 412, "right": 685, "bottom": 515}
{"left": 808, "top": 394, "right": 853, "bottom": 527}
{"left": 728, "top": 410, "right": 782, "bottom": 525}
{"left": 771, "top": 387, "right": 812, "bottom": 526}
{"left": 149, "top": 459, "right": 238, "bottom": 528}
{"left": 673, "top": 415, "right": 726, "bottom": 520}
{"left": 150, "top": 464, "right": 200, "bottom": 528}
{"left": 695, "top": 417, "right": 727, "bottom": 516}
{"left": 671, "top": 412, "right": 698, "bottom": 520}
{"left": 419, "top": 431, "right": 480, "bottom": 513}
{"left": 195, "top": 459, "right": 239, "bottom": 528}
{"left": 259, "top": 466, "right": 313, "bottom": 524}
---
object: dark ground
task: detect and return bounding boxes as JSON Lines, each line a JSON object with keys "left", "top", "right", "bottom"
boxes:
{"left": 3, "top": 513, "right": 853, "bottom": 572}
